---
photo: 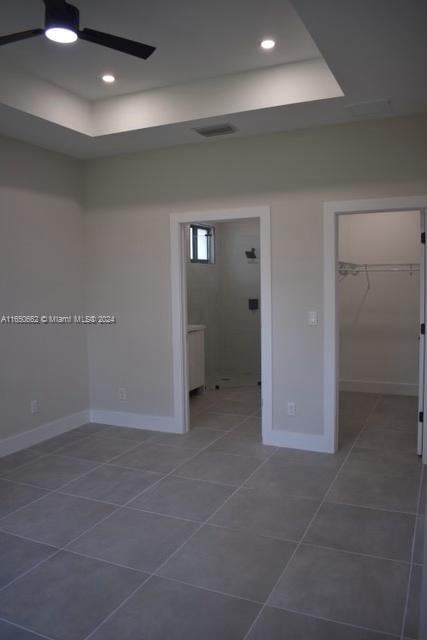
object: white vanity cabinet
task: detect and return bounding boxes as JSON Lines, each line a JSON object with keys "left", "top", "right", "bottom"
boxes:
{"left": 187, "top": 324, "right": 206, "bottom": 391}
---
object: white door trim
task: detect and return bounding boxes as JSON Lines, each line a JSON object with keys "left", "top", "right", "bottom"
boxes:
{"left": 323, "top": 195, "right": 427, "bottom": 462}
{"left": 170, "top": 206, "right": 272, "bottom": 441}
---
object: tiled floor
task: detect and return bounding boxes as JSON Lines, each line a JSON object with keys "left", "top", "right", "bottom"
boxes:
{"left": 0, "top": 388, "right": 424, "bottom": 639}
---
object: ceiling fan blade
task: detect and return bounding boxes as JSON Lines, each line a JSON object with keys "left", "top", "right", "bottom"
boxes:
{"left": 78, "top": 28, "right": 156, "bottom": 59}
{"left": 0, "top": 29, "right": 44, "bottom": 46}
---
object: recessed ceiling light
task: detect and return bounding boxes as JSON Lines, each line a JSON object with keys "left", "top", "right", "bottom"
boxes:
{"left": 260, "top": 38, "right": 275, "bottom": 50}
{"left": 45, "top": 27, "right": 78, "bottom": 44}
{"left": 102, "top": 74, "right": 116, "bottom": 84}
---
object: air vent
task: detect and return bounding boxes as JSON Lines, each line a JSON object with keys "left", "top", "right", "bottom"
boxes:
{"left": 193, "top": 123, "right": 238, "bottom": 138}
{"left": 346, "top": 99, "right": 391, "bottom": 118}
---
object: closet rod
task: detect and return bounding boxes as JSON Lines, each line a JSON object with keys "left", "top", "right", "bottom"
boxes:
{"left": 338, "top": 261, "right": 419, "bottom": 274}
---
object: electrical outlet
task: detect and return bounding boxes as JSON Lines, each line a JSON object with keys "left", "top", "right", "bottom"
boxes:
{"left": 30, "top": 400, "right": 39, "bottom": 414}
{"left": 308, "top": 311, "right": 318, "bottom": 326}
{"left": 287, "top": 401, "right": 296, "bottom": 417}
{"left": 119, "top": 388, "right": 127, "bottom": 401}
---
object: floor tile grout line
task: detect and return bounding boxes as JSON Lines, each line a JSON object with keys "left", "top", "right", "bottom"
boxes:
{"left": 241, "top": 394, "right": 385, "bottom": 640}
{"left": 324, "top": 498, "right": 419, "bottom": 516}
{"left": 268, "top": 605, "right": 402, "bottom": 639}
{"left": 0, "top": 615, "right": 55, "bottom": 640}
{"left": 400, "top": 462, "right": 424, "bottom": 640}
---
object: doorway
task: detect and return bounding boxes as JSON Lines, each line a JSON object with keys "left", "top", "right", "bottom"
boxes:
{"left": 170, "top": 206, "right": 272, "bottom": 440}
{"left": 323, "top": 196, "right": 427, "bottom": 462}
{"left": 338, "top": 210, "right": 423, "bottom": 454}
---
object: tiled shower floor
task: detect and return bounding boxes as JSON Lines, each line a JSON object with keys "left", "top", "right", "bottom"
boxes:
{"left": 0, "top": 390, "right": 424, "bottom": 639}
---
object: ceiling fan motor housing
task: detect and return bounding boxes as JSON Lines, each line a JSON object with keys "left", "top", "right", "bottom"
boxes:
{"left": 45, "top": 1, "right": 80, "bottom": 33}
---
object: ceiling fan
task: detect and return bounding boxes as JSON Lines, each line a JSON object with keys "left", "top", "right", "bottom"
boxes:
{"left": 0, "top": 0, "right": 156, "bottom": 59}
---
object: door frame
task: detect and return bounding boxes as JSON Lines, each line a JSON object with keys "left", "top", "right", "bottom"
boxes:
{"left": 170, "top": 206, "right": 272, "bottom": 439}
{"left": 323, "top": 195, "right": 427, "bottom": 462}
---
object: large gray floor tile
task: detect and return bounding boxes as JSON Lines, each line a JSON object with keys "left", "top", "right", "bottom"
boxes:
{"left": 56, "top": 434, "right": 140, "bottom": 462}
{"left": 211, "top": 486, "right": 319, "bottom": 541}
{"left": 113, "top": 443, "right": 193, "bottom": 474}
{"left": 245, "top": 460, "right": 336, "bottom": 499}
{"left": 0, "top": 451, "right": 41, "bottom": 476}
{"left": 357, "top": 426, "right": 417, "bottom": 454}
{"left": 158, "top": 524, "right": 296, "bottom": 602}
{"left": 207, "top": 433, "right": 276, "bottom": 460}
{"left": 404, "top": 564, "right": 422, "bottom": 639}
{"left": 102, "top": 426, "right": 154, "bottom": 441}
{"left": 68, "top": 507, "right": 197, "bottom": 572}
{"left": 246, "top": 606, "right": 397, "bottom": 640}
{"left": 327, "top": 468, "right": 420, "bottom": 513}
{"left": 0, "top": 531, "right": 55, "bottom": 589}
{"left": 346, "top": 447, "right": 421, "bottom": 478}
{"left": 129, "top": 475, "right": 234, "bottom": 521}
{"left": 414, "top": 517, "right": 425, "bottom": 565}
{"left": 147, "top": 428, "right": 222, "bottom": 451}
{"left": 175, "top": 451, "right": 261, "bottom": 486}
{"left": 191, "top": 411, "right": 247, "bottom": 430}
{"left": 29, "top": 431, "right": 91, "bottom": 455}
{"left": 63, "top": 464, "right": 161, "bottom": 505}
{"left": 305, "top": 502, "right": 416, "bottom": 561}
{"left": 210, "top": 401, "right": 258, "bottom": 416}
{"left": 0, "top": 480, "right": 47, "bottom": 519}
{"left": 271, "top": 446, "right": 346, "bottom": 470}
{"left": 71, "top": 423, "right": 113, "bottom": 437}
{"left": 6, "top": 455, "right": 97, "bottom": 490}
{"left": 90, "top": 576, "right": 260, "bottom": 640}
{"left": 0, "top": 492, "right": 114, "bottom": 547}
{"left": 0, "top": 551, "right": 145, "bottom": 640}
{"left": 233, "top": 416, "right": 261, "bottom": 436}
{"left": 366, "top": 396, "right": 418, "bottom": 430}
{"left": 0, "top": 620, "right": 47, "bottom": 639}
{"left": 269, "top": 544, "right": 409, "bottom": 635}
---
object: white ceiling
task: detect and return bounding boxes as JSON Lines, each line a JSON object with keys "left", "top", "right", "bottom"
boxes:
{"left": 0, "top": 0, "right": 320, "bottom": 100}
{"left": 0, "top": 0, "right": 426, "bottom": 158}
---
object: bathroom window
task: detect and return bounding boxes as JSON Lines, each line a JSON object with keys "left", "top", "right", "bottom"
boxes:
{"left": 190, "top": 224, "right": 215, "bottom": 263}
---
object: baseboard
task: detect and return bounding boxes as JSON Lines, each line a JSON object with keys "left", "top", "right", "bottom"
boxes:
{"left": 340, "top": 379, "right": 417, "bottom": 397}
{"left": 0, "top": 410, "right": 90, "bottom": 458}
{"left": 90, "top": 410, "right": 179, "bottom": 433}
{"left": 263, "top": 429, "right": 333, "bottom": 453}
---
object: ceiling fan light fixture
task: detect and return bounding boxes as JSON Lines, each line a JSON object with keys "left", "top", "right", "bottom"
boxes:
{"left": 260, "top": 38, "right": 275, "bottom": 50}
{"left": 102, "top": 73, "right": 116, "bottom": 83}
{"left": 45, "top": 27, "right": 77, "bottom": 43}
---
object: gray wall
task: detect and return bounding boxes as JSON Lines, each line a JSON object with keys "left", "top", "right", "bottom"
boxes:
{"left": 186, "top": 218, "right": 261, "bottom": 385}
{"left": 339, "top": 211, "right": 420, "bottom": 396}
{"left": 84, "top": 113, "right": 427, "bottom": 436}
{"left": 0, "top": 136, "right": 88, "bottom": 441}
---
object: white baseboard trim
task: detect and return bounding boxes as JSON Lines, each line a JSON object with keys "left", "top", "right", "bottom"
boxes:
{"left": 263, "top": 429, "right": 333, "bottom": 453}
{"left": 0, "top": 410, "right": 90, "bottom": 458}
{"left": 340, "top": 379, "right": 417, "bottom": 397}
{"left": 90, "top": 410, "right": 180, "bottom": 433}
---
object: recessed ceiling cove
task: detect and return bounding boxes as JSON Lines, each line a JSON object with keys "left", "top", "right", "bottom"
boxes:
{"left": 0, "top": 0, "right": 425, "bottom": 158}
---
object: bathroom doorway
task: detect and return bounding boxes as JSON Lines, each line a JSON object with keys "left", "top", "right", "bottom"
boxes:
{"left": 170, "top": 206, "right": 272, "bottom": 442}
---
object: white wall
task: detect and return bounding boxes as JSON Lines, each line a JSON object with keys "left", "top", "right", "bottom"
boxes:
{"left": 217, "top": 219, "right": 261, "bottom": 380}
{"left": 0, "top": 136, "right": 88, "bottom": 447}
{"left": 186, "top": 226, "right": 221, "bottom": 382}
{"left": 338, "top": 211, "right": 420, "bottom": 396}
{"left": 84, "top": 113, "right": 427, "bottom": 437}
{"left": 186, "top": 218, "right": 261, "bottom": 385}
